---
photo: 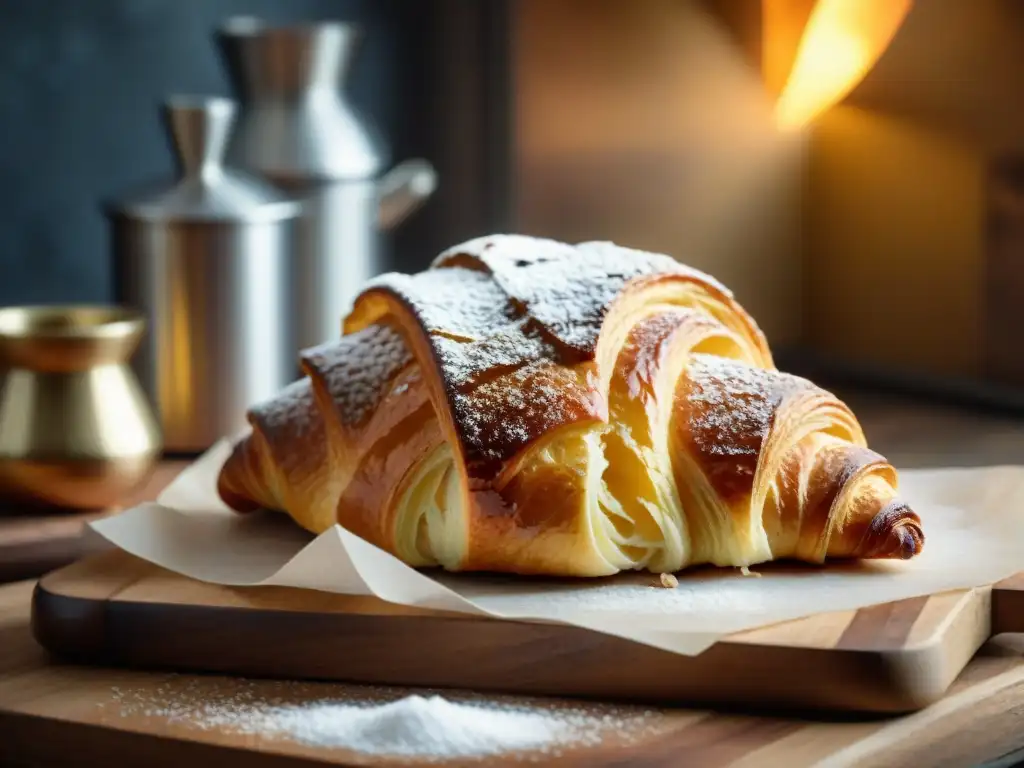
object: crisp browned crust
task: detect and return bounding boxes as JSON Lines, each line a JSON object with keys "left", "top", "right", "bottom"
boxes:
{"left": 344, "top": 235, "right": 771, "bottom": 480}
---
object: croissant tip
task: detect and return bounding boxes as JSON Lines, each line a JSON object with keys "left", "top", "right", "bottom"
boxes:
{"left": 865, "top": 500, "right": 924, "bottom": 560}
{"left": 893, "top": 519, "right": 924, "bottom": 560}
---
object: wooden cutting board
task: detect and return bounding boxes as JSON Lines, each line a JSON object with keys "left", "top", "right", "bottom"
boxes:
{"left": 30, "top": 548, "right": 1024, "bottom": 716}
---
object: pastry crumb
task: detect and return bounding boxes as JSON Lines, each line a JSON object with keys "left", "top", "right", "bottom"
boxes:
{"left": 658, "top": 573, "right": 679, "bottom": 589}
{"left": 739, "top": 566, "right": 761, "bottom": 578}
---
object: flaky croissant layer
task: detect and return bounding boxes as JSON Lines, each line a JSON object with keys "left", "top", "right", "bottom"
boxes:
{"left": 217, "top": 235, "right": 923, "bottom": 576}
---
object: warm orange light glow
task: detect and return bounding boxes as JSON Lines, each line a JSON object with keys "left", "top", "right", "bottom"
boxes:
{"left": 774, "top": 0, "right": 912, "bottom": 130}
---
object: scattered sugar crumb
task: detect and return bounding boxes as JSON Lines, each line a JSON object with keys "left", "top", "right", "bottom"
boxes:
{"left": 300, "top": 324, "right": 412, "bottom": 427}
{"left": 658, "top": 573, "right": 679, "bottom": 589}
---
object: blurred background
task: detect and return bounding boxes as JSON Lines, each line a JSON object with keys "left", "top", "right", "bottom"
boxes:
{"left": 6, "top": 0, "right": 1024, "bottom": 399}
{"left": 5, "top": 0, "right": 1024, "bottom": 579}
{"left": 0, "top": 0, "right": 436, "bottom": 303}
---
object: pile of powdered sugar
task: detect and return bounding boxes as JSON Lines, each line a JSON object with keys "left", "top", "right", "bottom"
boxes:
{"left": 106, "top": 677, "right": 665, "bottom": 761}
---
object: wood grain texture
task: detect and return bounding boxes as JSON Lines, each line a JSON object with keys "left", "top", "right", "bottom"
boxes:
{"left": 29, "top": 549, "right": 1021, "bottom": 717}
{"left": 0, "top": 462, "right": 187, "bottom": 583}
{"left": 4, "top": 577, "right": 1024, "bottom": 767}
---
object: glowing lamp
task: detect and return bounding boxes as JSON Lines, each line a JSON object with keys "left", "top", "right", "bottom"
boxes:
{"left": 774, "top": 0, "right": 913, "bottom": 130}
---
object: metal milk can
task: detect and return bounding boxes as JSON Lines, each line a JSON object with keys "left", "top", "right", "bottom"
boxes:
{"left": 216, "top": 17, "right": 438, "bottom": 350}
{"left": 107, "top": 96, "right": 301, "bottom": 453}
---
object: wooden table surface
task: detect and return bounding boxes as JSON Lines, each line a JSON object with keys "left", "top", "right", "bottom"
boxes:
{"left": 0, "top": 461, "right": 188, "bottom": 583}
{"left": 839, "top": 389, "right": 1024, "bottom": 469}
{"left": 3, "top": 574, "right": 1024, "bottom": 767}
{"left": 2, "top": 392, "right": 1024, "bottom": 765}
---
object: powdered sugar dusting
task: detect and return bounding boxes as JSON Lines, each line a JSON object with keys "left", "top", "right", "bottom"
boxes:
{"left": 432, "top": 319, "right": 554, "bottom": 389}
{"left": 433, "top": 235, "right": 721, "bottom": 355}
{"left": 686, "top": 356, "right": 780, "bottom": 456}
{"left": 679, "top": 354, "right": 811, "bottom": 502}
{"left": 432, "top": 233, "right": 576, "bottom": 271}
{"left": 366, "top": 267, "right": 510, "bottom": 342}
{"left": 363, "top": 236, "right": 722, "bottom": 474}
{"left": 250, "top": 377, "right": 318, "bottom": 437}
{"left": 301, "top": 324, "right": 412, "bottom": 428}
{"left": 452, "top": 362, "right": 602, "bottom": 470}
{"left": 366, "top": 254, "right": 601, "bottom": 472}
{"left": 248, "top": 378, "right": 327, "bottom": 483}
{"left": 451, "top": 569, "right": 776, "bottom": 617}
{"left": 366, "top": 265, "right": 549, "bottom": 389}
{"left": 105, "top": 678, "right": 667, "bottom": 761}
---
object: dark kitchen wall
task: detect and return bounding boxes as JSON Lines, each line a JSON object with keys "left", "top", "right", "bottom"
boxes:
{"left": 0, "top": 0, "right": 432, "bottom": 306}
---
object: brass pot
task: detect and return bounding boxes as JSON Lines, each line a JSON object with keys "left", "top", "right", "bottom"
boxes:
{"left": 0, "top": 305, "right": 162, "bottom": 510}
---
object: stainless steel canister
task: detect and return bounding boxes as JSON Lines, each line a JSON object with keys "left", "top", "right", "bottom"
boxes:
{"left": 216, "top": 17, "right": 437, "bottom": 351}
{"left": 107, "top": 96, "right": 302, "bottom": 453}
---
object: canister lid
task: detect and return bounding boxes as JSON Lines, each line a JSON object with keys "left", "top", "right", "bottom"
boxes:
{"left": 216, "top": 17, "right": 388, "bottom": 183}
{"left": 106, "top": 96, "right": 302, "bottom": 224}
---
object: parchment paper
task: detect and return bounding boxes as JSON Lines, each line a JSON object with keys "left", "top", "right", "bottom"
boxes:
{"left": 90, "top": 441, "right": 1024, "bottom": 656}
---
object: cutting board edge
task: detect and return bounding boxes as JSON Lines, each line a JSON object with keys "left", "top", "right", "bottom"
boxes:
{"left": 29, "top": 571, "right": 976, "bottom": 716}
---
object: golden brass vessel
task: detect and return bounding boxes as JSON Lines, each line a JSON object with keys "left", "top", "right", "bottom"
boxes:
{"left": 0, "top": 305, "right": 162, "bottom": 510}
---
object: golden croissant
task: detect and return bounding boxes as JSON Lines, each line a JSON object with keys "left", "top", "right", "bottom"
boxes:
{"left": 216, "top": 235, "right": 924, "bottom": 576}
